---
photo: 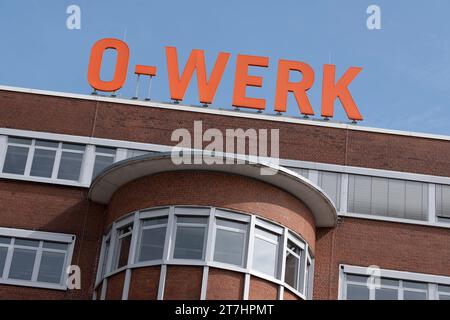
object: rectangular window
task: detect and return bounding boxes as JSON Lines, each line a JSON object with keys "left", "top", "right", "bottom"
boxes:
{"left": 57, "top": 143, "right": 85, "bottom": 181}
{"left": 341, "top": 265, "right": 449, "bottom": 300}
{"left": 213, "top": 218, "right": 248, "bottom": 267}
{"left": 113, "top": 224, "right": 133, "bottom": 270}
{"left": 318, "top": 171, "right": 341, "bottom": 210}
{"left": 0, "top": 230, "right": 73, "bottom": 289}
{"left": 173, "top": 216, "right": 208, "bottom": 260}
{"left": 137, "top": 216, "right": 168, "bottom": 262}
{"left": 348, "top": 174, "right": 428, "bottom": 221}
{"left": 2, "top": 137, "right": 31, "bottom": 174}
{"left": 252, "top": 226, "right": 280, "bottom": 278}
{"left": 435, "top": 184, "right": 450, "bottom": 221}
{"left": 1, "top": 137, "right": 86, "bottom": 183}
{"left": 92, "top": 146, "right": 116, "bottom": 178}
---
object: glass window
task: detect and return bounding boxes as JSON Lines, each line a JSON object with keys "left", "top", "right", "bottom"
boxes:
{"left": 37, "top": 251, "right": 66, "bottom": 284}
{"left": 138, "top": 217, "right": 168, "bottom": 262}
{"left": 285, "top": 240, "right": 301, "bottom": 290}
{"left": 436, "top": 184, "right": 450, "bottom": 219}
{"left": 0, "top": 246, "right": 7, "bottom": 276}
{"left": 403, "top": 290, "right": 427, "bottom": 300}
{"left": 252, "top": 227, "right": 280, "bottom": 278}
{"left": 348, "top": 175, "right": 427, "bottom": 221}
{"left": 173, "top": 216, "right": 207, "bottom": 260}
{"left": 0, "top": 236, "right": 11, "bottom": 244}
{"left": 2, "top": 145, "right": 29, "bottom": 174}
{"left": 438, "top": 285, "right": 450, "bottom": 300}
{"left": 92, "top": 147, "right": 116, "bottom": 178}
{"left": 8, "top": 248, "right": 36, "bottom": 280}
{"left": 57, "top": 145, "right": 85, "bottom": 181}
{"left": 375, "top": 288, "right": 398, "bottom": 300}
{"left": 213, "top": 218, "right": 247, "bottom": 266}
{"left": 30, "top": 149, "right": 56, "bottom": 178}
{"left": 347, "top": 284, "right": 370, "bottom": 300}
{"left": 100, "top": 239, "right": 110, "bottom": 277}
{"left": 113, "top": 225, "right": 133, "bottom": 270}
{"left": 318, "top": 171, "right": 341, "bottom": 210}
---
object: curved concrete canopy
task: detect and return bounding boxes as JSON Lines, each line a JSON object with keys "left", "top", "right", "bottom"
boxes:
{"left": 88, "top": 152, "right": 337, "bottom": 227}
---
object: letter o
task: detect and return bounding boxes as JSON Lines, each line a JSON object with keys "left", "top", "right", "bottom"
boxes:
{"left": 87, "top": 38, "right": 130, "bottom": 92}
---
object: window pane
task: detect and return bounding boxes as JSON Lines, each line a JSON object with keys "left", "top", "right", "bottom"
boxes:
{"left": 101, "top": 241, "right": 110, "bottom": 277}
{"left": 347, "top": 284, "right": 370, "bottom": 300}
{"left": 439, "top": 294, "right": 450, "bottom": 300}
{"left": 177, "top": 216, "right": 208, "bottom": 224}
{"left": 96, "top": 146, "right": 116, "bottom": 154}
{"left": 403, "top": 281, "right": 427, "bottom": 290}
{"left": 346, "top": 274, "right": 369, "bottom": 283}
{"left": 318, "top": 171, "right": 341, "bottom": 210}
{"left": 174, "top": 226, "right": 206, "bottom": 260}
{"left": 255, "top": 227, "right": 279, "bottom": 243}
{"left": 115, "top": 234, "right": 132, "bottom": 269}
{"left": 348, "top": 175, "right": 371, "bottom": 214}
{"left": 8, "top": 137, "right": 31, "bottom": 145}
{"left": 0, "top": 247, "right": 8, "bottom": 276}
{"left": 15, "top": 238, "right": 39, "bottom": 247}
{"left": 438, "top": 284, "right": 450, "bottom": 293}
{"left": 0, "top": 236, "right": 11, "bottom": 244}
{"left": 30, "top": 149, "right": 56, "bottom": 178}
{"left": 57, "top": 151, "right": 83, "bottom": 181}
{"left": 35, "top": 140, "right": 58, "bottom": 148}
{"left": 381, "top": 278, "right": 399, "bottom": 287}
{"left": 92, "top": 155, "right": 115, "bottom": 178}
{"left": 62, "top": 143, "right": 85, "bottom": 151}
{"left": 375, "top": 288, "right": 398, "bottom": 300}
{"left": 216, "top": 218, "right": 247, "bottom": 231}
{"left": 37, "top": 251, "right": 65, "bottom": 283}
{"left": 138, "top": 227, "right": 166, "bottom": 262}
{"left": 142, "top": 217, "right": 168, "bottom": 227}
{"left": 2, "top": 146, "right": 29, "bottom": 174}
{"left": 43, "top": 241, "right": 68, "bottom": 250}
{"left": 387, "top": 179, "right": 405, "bottom": 218}
{"left": 214, "top": 228, "right": 246, "bottom": 266}
{"left": 253, "top": 234, "right": 279, "bottom": 278}
{"left": 403, "top": 290, "right": 427, "bottom": 300}
{"left": 285, "top": 251, "right": 299, "bottom": 289}
{"left": 8, "top": 248, "right": 36, "bottom": 280}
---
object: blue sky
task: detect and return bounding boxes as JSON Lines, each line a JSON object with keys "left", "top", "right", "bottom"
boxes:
{"left": 1, "top": 1, "right": 450, "bottom": 135}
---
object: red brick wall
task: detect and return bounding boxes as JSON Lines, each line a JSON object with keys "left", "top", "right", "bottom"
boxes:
{"left": 106, "top": 171, "right": 317, "bottom": 251}
{"left": 128, "top": 266, "right": 160, "bottom": 300}
{"left": 164, "top": 266, "right": 203, "bottom": 300}
{"left": 314, "top": 217, "right": 450, "bottom": 299}
{"left": 105, "top": 271, "right": 125, "bottom": 300}
{"left": 206, "top": 268, "right": 244, "bottom": 300}
{"left": 0, "top": 180, "right": 105, "bottom": 299}
{"left": 248, "top": 277, "right": 278, "bottom": 299}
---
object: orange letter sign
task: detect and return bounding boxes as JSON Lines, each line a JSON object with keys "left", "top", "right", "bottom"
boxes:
{"left": 166, "top": 47, "right": 230, "bottom": 104}
{"left": 232, "top": 54, "right": 269, "bottom": 110}
{"left": 87, "top": 38, "right": 130, "bottom": 92}
{"left": 274, "top": 60, "right": 315, "bottom": 115}
{"left": 321, "top": 64, "right": 363, "bottom": 121}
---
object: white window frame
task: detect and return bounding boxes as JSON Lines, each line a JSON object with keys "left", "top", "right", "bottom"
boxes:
{"left": 93, "top": 205, "right": 313, "bottom": 300}
{"left": 0, "top": 227, "right": 75, "bottom": 290}
{"left": 339, "top": 264, "right": 450, "bottom": 300}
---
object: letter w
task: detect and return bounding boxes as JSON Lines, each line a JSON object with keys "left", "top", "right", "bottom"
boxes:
{"left": 166, "top": 47, "right": 230, "bottom": 104}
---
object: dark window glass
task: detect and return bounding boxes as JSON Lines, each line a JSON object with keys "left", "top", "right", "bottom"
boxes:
{"left": 92, "top": 155, "right": 114, "bottom": 178}
{"left": 37, "top": 251, "right": 65, "bottom": 284}
{"left": 3, "top": 146, "right": 29, "bottom": 174}
{"left": 30, "top": 149, "right": 56, "bottom": 178}
{"left": 138, "top": 227, "right": 166, "bottom": 262}
{"left": 8, "top": 248, "right": 36, "bottom": 280}
{"left": 57, "top": 151, "right": 83, "bottom": 181}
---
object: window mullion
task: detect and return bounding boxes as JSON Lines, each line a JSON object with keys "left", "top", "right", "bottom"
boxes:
{"left": 245, "top": 215, "right": 256, "bottom": 272}
{"left": 31, "top": 242, "right": 44, "bottom": 282}
{"left": 204, "top": 207, "right": 215, "bottom": 263}
{"left": 0, "top": 135, "right": 8, "bottom": 172}
{"left": 163, "top": 207, "right": 175, "bottom": 262}
{"left": 2, "top": 238, "right": 15, "bottom": 279}
{"left": 51, "top": 143, "right": 63, "bottom": 179}
{"left": 105, "top": 222, "right": 117, "bottom": 275}
{"left": 280, "top": 227, "right": 288, "bottom": 284}
{"left": 24, "top": 139, "right": 35, "bottom": 176}
{"left": 127, "top": 212, "right": 140, "bottom": 265}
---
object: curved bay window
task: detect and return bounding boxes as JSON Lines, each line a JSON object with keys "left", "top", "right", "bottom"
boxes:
{"left": 96, "top": 206, "right": 314, "bottom": 299}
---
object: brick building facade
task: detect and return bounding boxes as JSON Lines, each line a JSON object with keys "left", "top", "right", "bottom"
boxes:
{"left": 0, "top": 85, "right": 449, "bottom": 300}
